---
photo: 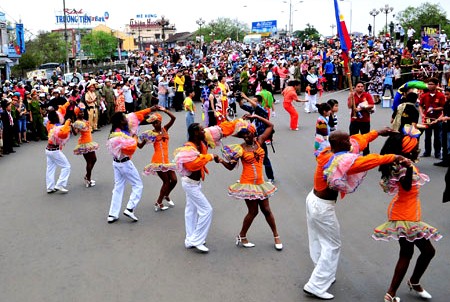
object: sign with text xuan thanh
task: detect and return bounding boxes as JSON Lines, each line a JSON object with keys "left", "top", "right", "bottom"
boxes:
{"left": 251, "top": 20, "right": 277, "bottom": 34}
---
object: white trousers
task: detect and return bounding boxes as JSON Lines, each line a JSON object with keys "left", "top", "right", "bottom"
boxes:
{"left": 304, "top": 93, "right": 318, "bottom": 113}
{"left": 46, "top": 149, "right": 71, "bottom": 190}
{"left": 182, "top": 177, "right": 213, "bottom": 247}
{"left": 109, "top": 160, "right": 143, "bottom": 218}
{"left": 305, "top": 190, "right": 341, "bottom": 295}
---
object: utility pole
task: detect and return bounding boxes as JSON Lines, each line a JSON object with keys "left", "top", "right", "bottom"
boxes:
{"left": 63, "top": 0, "right": 70, "bottom": 73}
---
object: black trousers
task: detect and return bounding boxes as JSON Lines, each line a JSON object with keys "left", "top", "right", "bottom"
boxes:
{"left": 423, "top": 122, "right": 442, "bottom": 157}
{"left": 349, "top": 121, "right": 371, "bottom": 155}
{"left": 174, "top": 92, "right": 184, "bottom": 111}
{"left": 261, "top": 142, "right": 274, "bottom": 180}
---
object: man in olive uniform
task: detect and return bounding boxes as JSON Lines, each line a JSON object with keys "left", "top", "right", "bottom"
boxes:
{"left": 101, "top": 79, "right": 116, "bottom": 124}
{"left": 139, "top": 75, "right": 153, "bottom": 109}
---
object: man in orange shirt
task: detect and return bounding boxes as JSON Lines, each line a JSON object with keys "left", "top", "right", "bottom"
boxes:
{"left": 303, "top": 128, "right": 407, "bottom": 300}
{"left": 174, "top": 123, "right": 221, "bottom": 253}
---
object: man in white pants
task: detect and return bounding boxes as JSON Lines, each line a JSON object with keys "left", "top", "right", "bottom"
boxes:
{"left": 45, "top": 111, "right": 71, "bottom": 193}
{"left": 175, "top": 123, "right": 220, "bottom": 253}
{"left": 304, "top": 66, "right": 319, "bottom": 113}
{"left": 106, "top": 112, "right": 144, "bottom": 223}
{"left": 46, "top": 148, "right": 71, "bottom": 192}
{"left": 303, "top": 129, "right": 404, "bottom": 300}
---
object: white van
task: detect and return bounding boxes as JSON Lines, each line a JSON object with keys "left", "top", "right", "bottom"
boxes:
{"left": 243, "top": 34, "right": 262, "bottom": 44}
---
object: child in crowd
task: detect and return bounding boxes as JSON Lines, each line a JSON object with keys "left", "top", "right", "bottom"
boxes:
{"left": 314, "top": 103, "right": 332, "bottom": 152}
{"left": 327, "top": 99, "right": 339, "bottom": 132}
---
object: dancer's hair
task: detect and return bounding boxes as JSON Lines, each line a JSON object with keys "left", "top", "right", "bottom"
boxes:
{"left": 110, "top": 112, "right": 125, "bottom": 133}
{"left": 188, "top": 123, "right": 201, "bottom": 142}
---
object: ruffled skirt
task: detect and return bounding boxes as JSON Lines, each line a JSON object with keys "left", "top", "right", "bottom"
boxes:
{"left": 73, "top": 141, "right": 99, "bottom": 155}
{"left": 372, "top": 220, "right": 443, "bottom": 242}
{"left": 143, "top": 162, "right": 177, "bottom": 175}
{"left": 228, "top": 182, "right": 277, "bottom": 200}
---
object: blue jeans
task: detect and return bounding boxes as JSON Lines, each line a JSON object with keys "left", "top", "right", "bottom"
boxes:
{"left": 18, "top": 118, "right": 27, "bottom": 133}
{"left": 382, "top": 84, "right": 394, "bottom": 99}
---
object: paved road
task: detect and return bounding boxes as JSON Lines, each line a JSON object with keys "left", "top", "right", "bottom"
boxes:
{"left": 0, "top": 90, "right": 448, "bottom": 302}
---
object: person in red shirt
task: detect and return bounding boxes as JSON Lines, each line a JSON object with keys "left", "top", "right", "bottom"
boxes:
{"left": 347, "top": 81, "right": 375, "bottom": 155}
{"left": 418, "top": 77, "right": 446, "bottom": 158}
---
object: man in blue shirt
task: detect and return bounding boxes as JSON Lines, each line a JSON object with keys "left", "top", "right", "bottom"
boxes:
{"left": 350, "top": 57, "right": 363, "bottom": 86}
{"left": 324, "top": 58, "right": 335, "bottom": 91}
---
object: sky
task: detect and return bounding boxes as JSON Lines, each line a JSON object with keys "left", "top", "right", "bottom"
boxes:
{"left": 1, "top": 0, "right": 449, "bottom": 40}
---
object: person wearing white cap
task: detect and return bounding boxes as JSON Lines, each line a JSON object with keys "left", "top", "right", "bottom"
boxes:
{"left": 85, "top": 81, "right": 99, "bottom": 131}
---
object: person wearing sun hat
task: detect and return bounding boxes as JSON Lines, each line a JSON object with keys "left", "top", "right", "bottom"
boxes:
{"left": 85, "top": 80, "right": 100, "bottom": 132}
{"left": 138, "top": 106, "right": 178, "bottom": 211}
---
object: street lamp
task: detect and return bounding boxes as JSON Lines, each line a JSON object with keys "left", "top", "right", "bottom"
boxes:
{"left": 196, "top": 18, "right": 205, "bottom": 37}
{"left": 282, "top": 0, "right": 303, "bottom": 36}
{"left": 196, "top": 18, "right": 205, "bottom": 46}
{"left": 158, "top": 16, "right": 170, "bottom": 48}
{"left": 380, "top": 4, "right": 394, "bottom": 36}
{"left": 339, "top": 0, "right": 352, "bottom": 34}
{"left": 330, "top": 24, "right": 336, "bottom": 37}
{"left": 369, "top": 9, "right": 380, "bottom": 37}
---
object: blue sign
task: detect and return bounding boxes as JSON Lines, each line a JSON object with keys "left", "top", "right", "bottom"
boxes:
{"left": 251, "top": 20, "right": 277, "bottom": 34}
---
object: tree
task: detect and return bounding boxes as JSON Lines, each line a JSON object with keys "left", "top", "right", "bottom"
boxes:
{"left": 396, "top": 3, "right": 450, "bottom": 39}
{"left": 13, "top": 31, "right": 66, "bottom": 71}
{"left": 195, "top": 18, "right": 250, "bottom": 43}
{"left": 293, "top": 23, "right": 321, "bottom": 41}
{"left": 81, "top": 31, "right": 117, "bottom": 61}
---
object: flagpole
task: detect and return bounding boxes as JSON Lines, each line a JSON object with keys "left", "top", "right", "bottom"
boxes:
{"left": 346, "top": 71, "right": 356, "bottom": 119}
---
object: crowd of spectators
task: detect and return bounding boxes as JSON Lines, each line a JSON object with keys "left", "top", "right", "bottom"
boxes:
{"left": 1, "top": 31, "right": 449, "bottom": 158}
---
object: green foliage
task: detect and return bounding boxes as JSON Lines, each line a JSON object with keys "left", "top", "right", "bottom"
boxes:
{"left": 81, "top": 31, "right": 117, "bottom": 61}
{"left": 396, "top": 3, "right": 450, "bottom": 38}
{"left": 293, "top": 24, "right": 321, "bottom": 40}
{"left": 14, "top": 31, "right": 66, "bottom": 71}
{"left": 194, "top": 18, "right": 250, "bottom": 43}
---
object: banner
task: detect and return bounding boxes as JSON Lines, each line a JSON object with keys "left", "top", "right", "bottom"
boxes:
{"left": 15, "top": 23, "right": 25, "bottom": 54}
{"left": 251, "top": 20, "right": 277, "bottom": 34}
{"left": 421, "top": 25, "right": 440, "bottom": 50}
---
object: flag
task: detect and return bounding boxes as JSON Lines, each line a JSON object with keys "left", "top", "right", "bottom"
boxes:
{"left": 334, "top": 0, "right": 352, "bottom": 73}
{"left": 15, "top": 23, "right": 25, "bottom": 54}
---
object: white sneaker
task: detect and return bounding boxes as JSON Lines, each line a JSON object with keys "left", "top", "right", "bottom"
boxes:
{"left": 195, "top": 244, "right": 209, "bottom": 253}
{"left": 303, "top": 285, "right": 334, "bottom": 300}
{"left": 166, "top": 199, "right": 175, "bottom": 207}
{"left": 55, "top": 186, "right": 68, "bottom": 193}
{"left": 123, "top": 208, "right": 138, "bottom": 222}
{"left": 47, "top": 188, "right": 57, "bottom": 194}
{"left": 107, "top": 215, "right": 118, "bottom": 223}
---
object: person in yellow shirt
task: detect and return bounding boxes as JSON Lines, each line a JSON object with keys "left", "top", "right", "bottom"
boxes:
{"left": 218, "top": 75, "right": 229, "bottom": 117}
{"left": 183, "top": 88, "right": 196, "bottom": 139}
{"left": 173, "top": 69, "right": 185, "bottom": 111}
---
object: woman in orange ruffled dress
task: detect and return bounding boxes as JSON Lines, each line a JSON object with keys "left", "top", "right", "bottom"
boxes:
{"left": 374, "top": 125, "right": 442, "bottom": 302}
{"left": 219, "top": 114, "right": 282, "bottom": 250}
{"left": 72, "top": 104, "right": 99, "bottom": 187}
{"left": 138, "top": 106, "right": 178, "bottom": 211}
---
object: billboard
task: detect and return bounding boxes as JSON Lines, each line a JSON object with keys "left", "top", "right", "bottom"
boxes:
{"left": 251, "top": 20, "right": 277, "bottom": 34}
{"left": 421, "top": 25, "right": 440, "bottom": 50}
{"left": 55, "top": 9, "right": 110, "bottom": 26}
